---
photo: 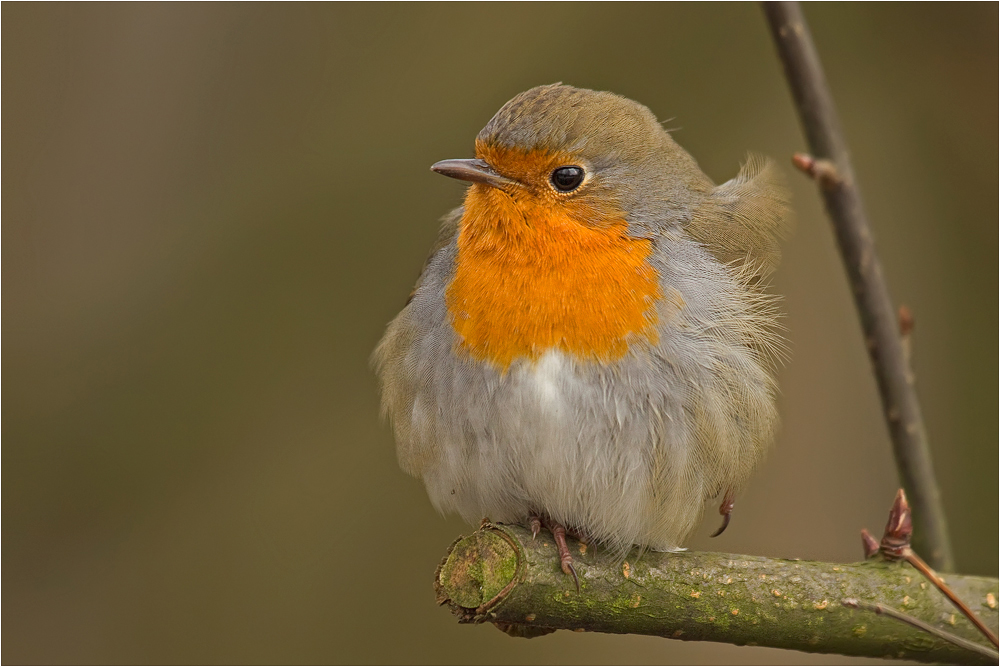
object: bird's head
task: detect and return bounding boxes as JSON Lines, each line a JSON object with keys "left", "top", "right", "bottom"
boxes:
{"left": 432, "top": 84, "right": 711, "bottom": 236}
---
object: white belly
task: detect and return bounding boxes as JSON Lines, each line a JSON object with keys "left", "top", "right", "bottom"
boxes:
{"left": 420, "top": 349, "right": 672, "bottom": 552}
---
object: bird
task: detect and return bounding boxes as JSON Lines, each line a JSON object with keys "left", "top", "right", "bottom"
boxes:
{"left": 373, "top": 84, "right": 790, "bottom": 587}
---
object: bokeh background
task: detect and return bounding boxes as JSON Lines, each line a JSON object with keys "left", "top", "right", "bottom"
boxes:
{"left": 4, "top": 3, "right": 996, "bottom": 664}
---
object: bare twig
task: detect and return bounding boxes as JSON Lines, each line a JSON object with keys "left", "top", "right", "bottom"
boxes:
{"left": 842, "top": 599, "right": 999, "bottom": 661}
{"left": 898, "top": 305, "right": 915, "bottom": 337}
{"left": 791, "top": 152, "right": 840, "bottom": 189}
{"left": 761, "top": 1, "right": 954, "bottom": 571}
{"left": 898, "top": 305, "right": 914, "bottom": 370}
{"left": 905, "top": 550, "right": 1000, "bottom": 647}
{"left": 874, "top": 489, "right": 998, "bottom": 646}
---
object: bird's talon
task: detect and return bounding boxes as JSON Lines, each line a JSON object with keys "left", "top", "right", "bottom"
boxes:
{"left": 528, "top": 514, "right": 541, "bottom": 540}
{"left": 548, "top": 519, "right": 580, "bottom": 592}
{"left": 710, "top": 512, "right": 731, "bottom": 538}
{"left": 711, "top": 489, "right": 736, "bottom": 538}
{"left": 563, "top": 560, "right": 580, "bottom": 592}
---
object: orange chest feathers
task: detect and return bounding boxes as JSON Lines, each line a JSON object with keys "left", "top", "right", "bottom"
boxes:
{"left": 445, "top": 185, "right": 663, "bottom": 370}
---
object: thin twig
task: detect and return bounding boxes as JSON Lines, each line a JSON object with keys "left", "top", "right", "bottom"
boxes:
{"left": 904, "top": 549, "right": 1000, "bottom": 647}
{"left": 874, "top": 489, "right": 999, "bottom": 647}
{"left": 842, "top": 599, "right": 999, "bottom": 661}
{"left": 898, "top": 305, "right": 915, "bottom": 374}
{"left": 761, "top": 1, "right": 954, "bottom": 571}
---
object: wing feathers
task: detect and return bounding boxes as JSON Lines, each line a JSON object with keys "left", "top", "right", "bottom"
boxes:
{"left": 688, "top": 155, "right": 792, "bottom": 279}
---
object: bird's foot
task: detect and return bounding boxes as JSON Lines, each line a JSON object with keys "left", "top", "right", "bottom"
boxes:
{"left": 526, "top": 513, "right": 581, "bottom": 592}
{"left": 710, "top": 488, "right": 736, "bottom": 537}
{"left": 528, "top": 513, "right": 542, "bottom": 540}
{"left": 548, "top": 521, "right": 580, "bottom": 592}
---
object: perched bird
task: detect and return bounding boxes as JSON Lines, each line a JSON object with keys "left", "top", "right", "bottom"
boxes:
{"left": 374, "top": 84, "right": 790, "bottom": 585}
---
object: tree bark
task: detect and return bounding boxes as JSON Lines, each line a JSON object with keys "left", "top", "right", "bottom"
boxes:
{"left": 436, "top": 523, "right": 998, "bottom": 663}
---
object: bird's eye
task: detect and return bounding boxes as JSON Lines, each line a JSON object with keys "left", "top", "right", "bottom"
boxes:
{"left": 550, "top": 166, "right": 585, "bottom": 192}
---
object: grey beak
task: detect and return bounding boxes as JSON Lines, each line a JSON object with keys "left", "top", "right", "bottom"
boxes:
{"left": 431, "top": 159, "right": 515, "bottom": 189}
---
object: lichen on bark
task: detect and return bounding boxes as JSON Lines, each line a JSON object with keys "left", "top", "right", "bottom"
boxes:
{"left": 435, "top": 523, "right": 998, "bottom": 664}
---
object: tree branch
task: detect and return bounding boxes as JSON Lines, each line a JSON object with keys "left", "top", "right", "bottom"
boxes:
{"left": 760, "top": 1, "right": 954, "bottom": 571}
{"left": 842, "top": 599, "right": 999, "bottom": 662}
{"left": 436, "top": 523, "right": 998, "bottom": 663}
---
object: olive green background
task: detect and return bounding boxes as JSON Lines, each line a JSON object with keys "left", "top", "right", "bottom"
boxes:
{"left": 4, "top": 3, "right": 996, "bottom": 664}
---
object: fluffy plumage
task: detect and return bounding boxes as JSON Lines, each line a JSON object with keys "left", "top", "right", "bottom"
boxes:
{"left": 373, "top": 84, "right": 791, "bottom": 554}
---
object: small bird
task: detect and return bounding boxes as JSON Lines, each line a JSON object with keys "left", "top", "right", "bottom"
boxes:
{"left": 374, "top": 84, "right": 790, "bottom": 585}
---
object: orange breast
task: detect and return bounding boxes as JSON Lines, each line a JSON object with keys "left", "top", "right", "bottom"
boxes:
{"left": 446, "top": 183, "right": 662, "bottom": 370}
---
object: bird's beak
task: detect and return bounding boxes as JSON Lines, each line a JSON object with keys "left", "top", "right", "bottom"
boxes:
{"left": 430, "top": 159, "right": 515, "bottom": 189}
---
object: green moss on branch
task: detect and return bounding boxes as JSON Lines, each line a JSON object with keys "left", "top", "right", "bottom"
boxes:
{"left": 436, "top": 523, "right": 998, "bottom": 663}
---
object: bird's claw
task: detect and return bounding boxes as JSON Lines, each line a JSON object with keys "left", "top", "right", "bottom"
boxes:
{"left": 711, "top": 489, "right": 736, "bottom": 537}
{"left": 528, "top": 514, "right": 542, "bottom": 540}
{"left": 528, "top": 514, "right": 581, "bottom": 591}
{"left": 562, "top": 559, "right": 580, "bottom": 592}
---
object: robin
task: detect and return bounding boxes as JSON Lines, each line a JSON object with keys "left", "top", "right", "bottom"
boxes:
{"left": 374, "top": 84, "right": 790, "bottom": 587}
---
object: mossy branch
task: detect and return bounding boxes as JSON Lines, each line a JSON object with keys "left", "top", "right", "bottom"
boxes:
{"left": 435, "top": 523, "right": 999, "bottom": 664}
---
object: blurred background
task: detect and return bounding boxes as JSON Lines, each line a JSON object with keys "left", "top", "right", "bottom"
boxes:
{"left": 4, "top": 3, "right": 996, "bottom": 664}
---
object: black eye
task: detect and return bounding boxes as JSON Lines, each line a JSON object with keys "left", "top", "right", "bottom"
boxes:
{"left": 550, "top": 166, "right": 585, "bottom": 192}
